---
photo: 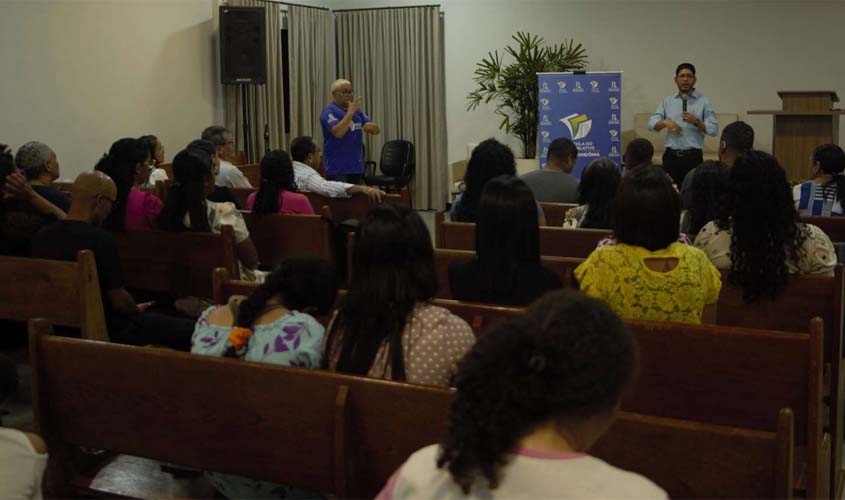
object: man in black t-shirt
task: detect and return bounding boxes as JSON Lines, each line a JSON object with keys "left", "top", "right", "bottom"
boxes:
{"left": 30, "top": 171, "right": 194, "bottom": 349}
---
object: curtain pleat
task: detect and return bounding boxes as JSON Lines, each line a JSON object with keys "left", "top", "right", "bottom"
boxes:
{"left": 335, "top": 7, "right": 447, "bottom": 210}
{"left": 289, "top": 6, "right": 333, "bottom": 142}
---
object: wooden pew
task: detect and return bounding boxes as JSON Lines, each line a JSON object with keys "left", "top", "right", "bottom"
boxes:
{"left": 31, "top": 320, "right": 798, "bottom": 499}
{"left": 592, "top": 409, "right": 795, "bottom": 499}
{"left": 716, "top": 266, "right": 845, "bottom": 497}
{"left": 539, "top": 202, "right": 577, "bottom": 226}
{"left": 237, "top": 163, "right": 260, "bottom": 187}
{"left": 228, "top": 187, "right": 411, "bottom": 221}
{"left": 434, "top": 212, "right": 611, "bottom": 258}
{"left": 803, "top": 216, "right": 845, "bottom": 243}
{"left": 0, "top": 251, "right": 107, "bottom": 341}
{"left": 242, "top": 208, "right": 334, "bottom": 270}
{"left": 114, "top": 226, "right": 239, "bottom": 298}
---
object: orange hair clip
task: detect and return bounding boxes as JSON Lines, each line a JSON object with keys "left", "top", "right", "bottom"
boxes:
{"left": 228, "top": 327, "right": 253, "bottom": 350}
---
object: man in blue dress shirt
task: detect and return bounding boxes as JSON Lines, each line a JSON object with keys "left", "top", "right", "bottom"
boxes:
{"left": 320, "top": 79, "right": 380, "bottom": 184}
{"left": 648, "top": 63, "right": 719, "bottom": 187}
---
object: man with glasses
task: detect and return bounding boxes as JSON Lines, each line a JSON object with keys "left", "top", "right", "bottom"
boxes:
{"left": 201, "top": 125, "right": 252, "bottom": 189}
{"left": 30, "top": 171, "right": 196, "bottom": 350}
{"left": 648, "top": 63, "right": 719, "bottom": 187}
{"left": 320, "top": 79, "right": 380, "bottom": 184}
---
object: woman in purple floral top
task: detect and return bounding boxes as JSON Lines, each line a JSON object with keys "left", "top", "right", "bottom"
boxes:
{"left": 190, "top": 256, "right": 337, "bottom": 499}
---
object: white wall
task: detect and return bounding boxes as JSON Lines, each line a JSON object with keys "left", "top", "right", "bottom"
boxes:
{"left": 329, "top": 0, "right": 845, "bottom": 164}
{"left": 0, "top": 0, "right": 223, "bottom": 180}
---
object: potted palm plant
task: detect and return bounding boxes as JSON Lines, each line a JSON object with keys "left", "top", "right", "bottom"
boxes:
{"left": 467, "top": 32, "right": 588, "bottom": 160}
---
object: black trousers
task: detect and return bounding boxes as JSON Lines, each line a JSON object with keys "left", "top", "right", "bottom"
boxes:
{"left": 662, "top": 148, "right": 703, "bottom": 188}
{"left": 111, "top": 313, "right": 196, "bottom": 351}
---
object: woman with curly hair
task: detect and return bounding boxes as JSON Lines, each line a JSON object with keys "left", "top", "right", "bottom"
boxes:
{"left": 562, "top": 157, "right": 620, "bottom": 229}
{"left": 695, "top": 150, "right": 836, "bottom": 302}
{"left": 680, "top": 160, "right": 729, "bottom": 236}
{"left": 794, "top": 144, "right": 845, "bottom": 216}
{"left": 377, "top": 289, "right": 665, "bottom": 499}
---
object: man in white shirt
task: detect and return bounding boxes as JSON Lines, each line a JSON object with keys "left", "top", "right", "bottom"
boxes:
{"left": 201, "top": 126, "right": 253, "bottom": 189}
{"left": 290, "top": 136, "right": 384, "bottom": 202}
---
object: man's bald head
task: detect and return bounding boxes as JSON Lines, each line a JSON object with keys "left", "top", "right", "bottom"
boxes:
{"left": 68, "top": 171, "right": 117, "bottom": 225}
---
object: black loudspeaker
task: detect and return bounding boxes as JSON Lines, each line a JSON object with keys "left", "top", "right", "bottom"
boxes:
{"left": 220, "top": 6, "right": 267, "bottom": 84}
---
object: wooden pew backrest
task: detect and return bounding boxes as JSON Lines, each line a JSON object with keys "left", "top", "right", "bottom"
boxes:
{"left": 0, "top": 251, "right": 107, "bottom": 341}
{"left": 242, "top": 210, "right": 334, "bottom": 270}
{"left": 539, "top": 202, "right": 577, "bottom": 227}
{"left": 803, "top": 216, "right": 845, "bottom": 243}
{"left": 114, "top": 226, "right": 239, "bottom": 298}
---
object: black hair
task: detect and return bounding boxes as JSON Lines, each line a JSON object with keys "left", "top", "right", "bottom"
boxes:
{"left": 0, "top": 353, "right": 18, "bottom": 404}
{"left": 717, "top": 150, "right": 807, "bottom": 302}
{"left": 614, "top": 167, "right": 680, "bottom": 251}
{"left": 720, "top": 121, "right": 754, "bottom": 152}
{"left": 224, "top": 257, "right": 338, "bottom": 358}
{"left": 475, "top": 176, "right": 540, "bottom": 299}
{"left": 291, "top": 136, "right": 318, "bottom": 163}
{"left": 812, "top": 144, "right": 845, "bottom": 206}
{"left": 324, "top": 203, "right": 437, "bottom": 380}
{"left": 0, "top": 145, "right": 14, "bottom": 187}
{"left": 139, "top": 135, "right": 161, "bottom": 165}
{"left": 187, "top": 139, "right": 216, "bottom": 158}
{"left": 201, "top": 126, "right": 230, "bottom": 147}
{"left": 453, "top": 139, "right": 516, "bottom": 223}
{"left": 157, "top": 149, "right": 212, "bottom": 232}
{"left": 95, "top": 137, "right": 150, "bottom": 232}
{"left": 685, "top": 161, "right": 728, "bottom": 236}
{"left": 675, "top": 62, "right": 696, "bottom": 76}
{"left": 252, "top": 150, "right": 298, "bottom": 215}
{"left": 578, "top": 158, "right": 620, "bottom": 229}
{"left": 547, "top": 138, "right": 577, "bottom": 163}
{"left": 623, "top": 138, "right": 654, "bottom": 169}
{"left": 437, "top": 289, "right": 637, "bottom": 494}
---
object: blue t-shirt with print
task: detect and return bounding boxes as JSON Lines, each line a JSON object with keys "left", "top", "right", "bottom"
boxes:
{"left": 320, "top": 102, "right": 371, "bottom": 176}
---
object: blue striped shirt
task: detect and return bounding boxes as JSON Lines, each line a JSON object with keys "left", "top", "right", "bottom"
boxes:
{"left": 794, "top": 181, "right": 844, "bottom": 217}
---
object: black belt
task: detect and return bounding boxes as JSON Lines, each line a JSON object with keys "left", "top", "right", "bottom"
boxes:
{"left": 666, "top": 148, "right": 702, "bottom": 156}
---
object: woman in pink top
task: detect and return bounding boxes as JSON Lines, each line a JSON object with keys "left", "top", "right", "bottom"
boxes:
{"left": 378, "top": 290, "right": 666, "bottom": 499}
{"left": 95, "top": 137, "right": 163, "bottom": 231}
{"left": 247, "top": 150, "right": 315, "bottom": 215}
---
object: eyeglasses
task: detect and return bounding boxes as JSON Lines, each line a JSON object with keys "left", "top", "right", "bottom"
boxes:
{"left": 334, "top": 89, "right": 353, "bottom": 95}
{"left": 99, "top": 194, "right": 116, "bottom": 209}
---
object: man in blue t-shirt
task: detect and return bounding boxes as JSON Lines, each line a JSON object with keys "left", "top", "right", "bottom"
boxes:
{"left": 320, "top": 79, "right": 380, "bottom": 184}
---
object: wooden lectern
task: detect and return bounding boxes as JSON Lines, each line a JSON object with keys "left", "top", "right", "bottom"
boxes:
{"left": 749, "top": 91, "right": 843, "bottom": 180}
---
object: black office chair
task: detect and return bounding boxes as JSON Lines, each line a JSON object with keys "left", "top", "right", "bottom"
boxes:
{"left": 364, "top": 140, "right": 415, "bottom": 194}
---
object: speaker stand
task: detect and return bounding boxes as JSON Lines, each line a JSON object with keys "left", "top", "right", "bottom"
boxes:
{"left": 241, "top": 84, "right": 252, "bottom": 163}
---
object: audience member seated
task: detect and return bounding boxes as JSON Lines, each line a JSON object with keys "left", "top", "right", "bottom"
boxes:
{"left": 0, "top": 146, "right": 66, "bottom": 256}
{"left": 0, "top": 354, "right": 47, "bottom": 500}
{"left": 247, "top": 150, "right": 315, "bottom": 215}
{"left": 521, "top": 137, "right": 579, "bottom": 203}
{"left": 323, "top": 203, "right": 475, "bottom": 386}
{"left": 15, "top": 141, "right": 69, "bottom": 212}
{"left": 621, "top": 138, "right": 655, "bottom": 177}
{"left": 562, "top": 158, "right": 620, "bottom": 229}
{"left": 30, "top": 171, "right": 195, "bottom": 349}
{"left": 680, "top": 160, "right": 728, "bottom": 236}
{"left": 290, "top": 135, "right": 384, "bottom": 202}
{"left": 378, "top": 290, "right": 666, "bottom": 500}
{"left": 452, "top": 139, "right": 522, "bottom": 223}
{"left": 575, "top": 168, "right": 721, "bottom": 324}
{"left": 696, "top": 150, "right": 836, "bottom": 301}
{"left": 681, "top": 121, "right": 753, "bottom": 208}
{"left": 139, "top": 134, "right": 169, "bottom": 186}
{"left": 449, "top": 176, "right": 561, "bottom": 306}
{"left": 191, "top": 256, "right": 337, "bottom": 499}
{"left": 794, "top": 143, "right": 845, "bottom": 217}
{"left": 187, "top": 139, "right": 241, "bottom": 209}
{"left": 157, "top": 148, "right": 261, "bottom": 281}
{"left": 95, "top": 137, "right": 163, "bottom": 231}
{"left": 201, "top": 126, "right": 252, "bottom": 189}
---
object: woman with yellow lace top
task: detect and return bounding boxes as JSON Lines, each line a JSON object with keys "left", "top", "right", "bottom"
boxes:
{"left": 574, "top": 167, "right": 721, "bottom": 324}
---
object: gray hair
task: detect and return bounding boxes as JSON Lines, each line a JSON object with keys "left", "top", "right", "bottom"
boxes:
{"left": 201, "top": 126, "right": 230, "bottom": 147}
{"left": 15, "top": 141, "right": 54, "bottom": 180}
{"left": 331, "top": 79, "right": 352, "bottom": 93}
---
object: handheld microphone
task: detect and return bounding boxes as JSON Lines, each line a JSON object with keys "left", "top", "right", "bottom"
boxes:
{"left": 682, "top": 96, "right": 688, "bottom": 113}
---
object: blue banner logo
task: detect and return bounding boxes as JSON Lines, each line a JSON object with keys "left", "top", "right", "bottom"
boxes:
{"left": 562, "top": 113, "right": 592, "bottom": 140}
